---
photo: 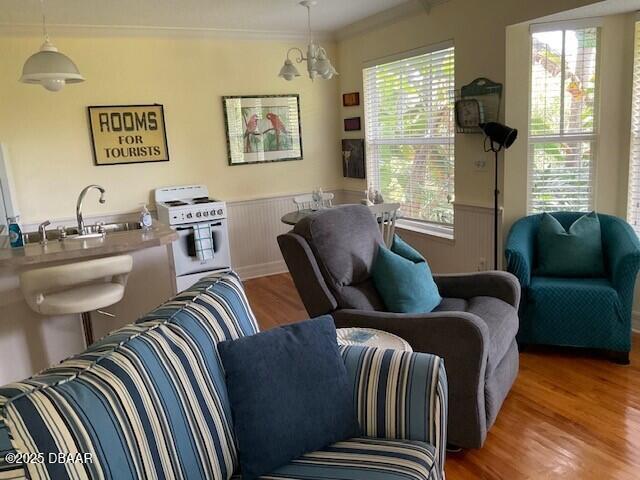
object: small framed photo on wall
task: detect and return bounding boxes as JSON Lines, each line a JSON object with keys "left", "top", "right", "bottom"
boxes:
{"left": 342, "top": 92, "right": 360, "bottom": 107}
{"left": 344, "top": 117, "right": 361, "bottom": 131}
{"left": 342, "top": 139, "right": 365, "bottom": 179}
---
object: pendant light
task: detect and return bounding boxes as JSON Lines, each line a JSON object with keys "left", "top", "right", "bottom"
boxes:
{"left": 278, "top": 1, "right": 338, "bottom": 81}
{"left": 20, "top": 0, "right": 85, "bottom": 92}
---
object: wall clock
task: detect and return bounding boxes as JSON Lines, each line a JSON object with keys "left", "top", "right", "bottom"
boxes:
{"left": 455, "top": 99, "right": 484, "bottom": 129}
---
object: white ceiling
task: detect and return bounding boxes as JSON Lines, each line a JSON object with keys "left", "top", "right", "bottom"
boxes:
{"left": 0, "top": 0, "right": 415, "bottom": 36}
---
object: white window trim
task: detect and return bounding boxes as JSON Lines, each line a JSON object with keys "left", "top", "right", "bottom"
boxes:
{"left": 527, "top": 25, "right": 601, "bottom": 214}
{"left": 396, "top": 218, "right": 454, "bottom": 241}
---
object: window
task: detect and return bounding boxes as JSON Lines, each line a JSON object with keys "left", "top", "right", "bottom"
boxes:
{"left": 628, "top": 21, "right": 640, "bottom": 233}
{"left": 363, "top": 43, "right": 455, "bottom": 227}
{"left": 528, "top": 26, "right": 599, "bottom": 213}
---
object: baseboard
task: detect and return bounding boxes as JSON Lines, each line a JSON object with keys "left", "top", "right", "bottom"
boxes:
{"left": 235, "top": 260, "right": 288, "bottom": 281}
{"left": 633, "top": 311, "right": 640, "bottom": 333}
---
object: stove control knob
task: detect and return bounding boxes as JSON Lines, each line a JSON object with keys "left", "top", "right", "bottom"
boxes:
{"left": 217, "top": 209, "right": 224, "bottom": 216}
{"left": 186, "top": 213, "right": 193, "bottom": 219}
{"left": 196, "top": 211, "right": 202, "bottom": 218}
{"left": 210, "top": 210, "right": 216, "bottom": 216}
{"left": 203, "top": 211, "right": 209, "bottom": 217}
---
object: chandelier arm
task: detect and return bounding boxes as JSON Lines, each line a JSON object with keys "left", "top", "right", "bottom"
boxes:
{"left": 286, "top": 47, "right": 306, "bottom": 64}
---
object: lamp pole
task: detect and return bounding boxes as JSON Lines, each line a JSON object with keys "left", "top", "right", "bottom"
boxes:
{"left": 480, "top": 121, "right": 517, "bottom": 271}
{"left": 493, "top": 147, "right": 501, "bottom": 270}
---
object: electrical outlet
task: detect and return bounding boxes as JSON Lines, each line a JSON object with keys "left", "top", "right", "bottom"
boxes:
{"left": 474, "top": 158, "right": 487, "bottom": 171}
{"left": 477, "top": 257, "right": 487, "bottom": 271}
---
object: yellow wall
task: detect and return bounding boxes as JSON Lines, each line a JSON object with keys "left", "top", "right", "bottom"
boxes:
{"left": 504, "top": 14, "right": 636, "bottom": 231}
{"left": 336, "top": 0, "right": 600, "bottom": 207}
{"left": 0, "top": 33, "right": 341, "bottom": 223}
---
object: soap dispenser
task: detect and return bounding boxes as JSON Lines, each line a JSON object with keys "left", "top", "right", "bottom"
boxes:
{"left": 139, "top": 204, "right": 153, "bottom": 230}
{"left": 8, "top": 216, "right": 23, "bottom": 248}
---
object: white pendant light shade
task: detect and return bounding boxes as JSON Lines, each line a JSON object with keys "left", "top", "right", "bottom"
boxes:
{"left": 314, "top": 56, "right": 331, "bottom": 76}
{"left": 321, "top": 63, "right": 338, "bottom": 80}
{"left": 279, "top": 59, "right": 301, "bottom": 81}
{"left": 20, "top": 40, "right": 85, "bottom": 92}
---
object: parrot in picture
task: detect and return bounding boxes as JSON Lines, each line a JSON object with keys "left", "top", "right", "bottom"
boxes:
{"left": 245, "top": 114, "right": 259, "bottom": 134}
{"left": 243, "top": 113, "right": 259, "bottom": 153}
{"left": 266, "top": 112, "right": 289, "bottom": 150}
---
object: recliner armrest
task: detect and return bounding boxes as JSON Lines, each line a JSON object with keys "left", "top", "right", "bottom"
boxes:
{"left": 340, "top": 344, "right": 447, "bottom": 478}
{"left": 433, "top": 271, "right": 521, "bottom": 308}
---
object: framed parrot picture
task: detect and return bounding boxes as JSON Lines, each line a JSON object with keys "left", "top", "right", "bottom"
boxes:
{"left": 222, "top": 94, "right": 303, "bottom": 165}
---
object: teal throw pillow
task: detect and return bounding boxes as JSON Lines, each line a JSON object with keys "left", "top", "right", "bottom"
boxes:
{"left": 372, "top": 235, "right": 442, "bottom": 314}
{"left": 536, "top": 212, "right": 605, "bottom": 277}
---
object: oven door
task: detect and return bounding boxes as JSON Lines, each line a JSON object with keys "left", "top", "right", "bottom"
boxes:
{"left": 171, "top": 219, "right": 231, "bottom": 277}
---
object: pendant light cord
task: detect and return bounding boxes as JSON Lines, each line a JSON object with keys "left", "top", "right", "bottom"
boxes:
{"left": 40, "top": 0, "right": 49, "bottom": 42}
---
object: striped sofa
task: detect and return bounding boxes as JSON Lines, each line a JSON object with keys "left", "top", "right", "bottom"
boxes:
{"left": 0, "top": 271, "right": 447, "bottom": 480}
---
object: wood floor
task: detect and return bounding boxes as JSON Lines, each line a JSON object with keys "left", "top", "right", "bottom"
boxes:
{"left": 243, "top": 273, "right": 640, "bottom": 480}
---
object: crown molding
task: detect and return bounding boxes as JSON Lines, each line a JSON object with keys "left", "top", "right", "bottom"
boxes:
{"left": 0, "top": 23, "right": 336, "bottom": 43}
{"left": 335, "top": 0, "right": 450, "bottom": 41}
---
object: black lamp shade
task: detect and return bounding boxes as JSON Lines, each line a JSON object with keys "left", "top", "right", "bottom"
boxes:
{"left": 480, "top": 122, "right": 518, "bottom": 149}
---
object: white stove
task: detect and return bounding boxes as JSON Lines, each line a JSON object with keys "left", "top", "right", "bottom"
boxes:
{"left": 155, "top": 185, "right": 231, "bottom": 292}
{"left": 156, "top": 184, "right": 227, "bottom": 226}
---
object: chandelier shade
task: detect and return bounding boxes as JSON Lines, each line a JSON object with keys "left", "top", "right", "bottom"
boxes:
{"left": 278, "top": 59, "right": 301, "bottom": 81}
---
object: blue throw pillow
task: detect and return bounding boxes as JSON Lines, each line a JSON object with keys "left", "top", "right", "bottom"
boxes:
{"left": 217, "top": 316, "right": 359, "bottom": 480}
{"left": 537, "top": 212, "right": 605, "bottom": 277}
{"left": 372, "top": 235, "right": 442, "bottom": 313}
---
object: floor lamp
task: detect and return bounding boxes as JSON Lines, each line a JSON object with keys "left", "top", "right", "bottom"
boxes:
{"left": 480, "top": 122, "right": 518, "bottom": 270}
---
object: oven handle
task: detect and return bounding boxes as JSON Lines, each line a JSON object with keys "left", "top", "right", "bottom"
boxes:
{"left": 176, "top": 222, "right": 223, "bottom": 231}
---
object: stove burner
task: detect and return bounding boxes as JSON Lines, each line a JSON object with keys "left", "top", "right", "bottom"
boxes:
{"left": 192, "top": 197, "right": 213, "bottom": 204}
{"left": 165, "top": 200, "right": 188, "bottom": 206}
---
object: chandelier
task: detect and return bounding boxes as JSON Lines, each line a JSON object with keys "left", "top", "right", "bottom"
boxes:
{"left": 278, "top": 1, "right": 338, "bottom": 81}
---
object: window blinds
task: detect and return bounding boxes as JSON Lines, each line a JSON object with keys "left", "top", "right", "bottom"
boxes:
{"left": 628, "top": 22, "right": 640, "bottom": 234}
{"left": 363, "top": 45, "right": 455, "bottom": 225}
{"left": 528, "top": 27, "right": 599, "bottom": 213}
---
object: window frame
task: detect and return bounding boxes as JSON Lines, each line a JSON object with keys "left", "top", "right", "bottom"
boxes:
{"left": 362, "top": 41, "right": 456, "bottom": 233}
{"left": 527, "top": 22, "right": 601, "bottom": 214}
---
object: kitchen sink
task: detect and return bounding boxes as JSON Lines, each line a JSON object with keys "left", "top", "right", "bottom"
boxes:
{"left": 22, "top": 222, "right": 143, "bottom": 245}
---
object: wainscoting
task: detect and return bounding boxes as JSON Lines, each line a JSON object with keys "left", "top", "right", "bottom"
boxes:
{"left": 227, "top": 190, "right": 499, "bottom": 278}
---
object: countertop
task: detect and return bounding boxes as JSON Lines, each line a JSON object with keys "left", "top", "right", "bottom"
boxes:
{"left": 0, "top": 223, "right": 177, "bottom": 269}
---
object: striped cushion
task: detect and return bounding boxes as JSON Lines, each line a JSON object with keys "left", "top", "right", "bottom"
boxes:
{"left": 0, "top": 271, "right": 258, "bottom": 480}
{"left": 231, "top": 437, "right": 440, "bottom": 480}
{"left": 340, "top": 345, "right": 447, "bottom": 479}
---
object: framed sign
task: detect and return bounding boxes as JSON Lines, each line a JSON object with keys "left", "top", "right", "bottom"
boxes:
{"left": 223, "top": 94, "right": 303, "bottom": 166}
{"left": 88, "top": 104, "right": 169, "bottom": 166}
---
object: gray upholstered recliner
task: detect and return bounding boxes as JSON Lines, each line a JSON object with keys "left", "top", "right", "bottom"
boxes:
{"left": 278, "top": 204, "right": 520, "bottom": 449}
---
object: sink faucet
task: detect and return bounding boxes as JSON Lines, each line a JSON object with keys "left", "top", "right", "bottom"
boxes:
{"left": 38, "top": 220, "right": 51, "bottom": 245}
{"left": 76, "top": 185, "right": 106, "bottom": 234}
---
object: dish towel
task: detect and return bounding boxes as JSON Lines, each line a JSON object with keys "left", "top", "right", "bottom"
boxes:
{"left": 193, "top": 223, "right": 215, "bottom": 261}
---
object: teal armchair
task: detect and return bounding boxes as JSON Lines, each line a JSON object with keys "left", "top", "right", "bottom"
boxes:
{"left": 506, "top": 212, "right": 640, "bottom": 363}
